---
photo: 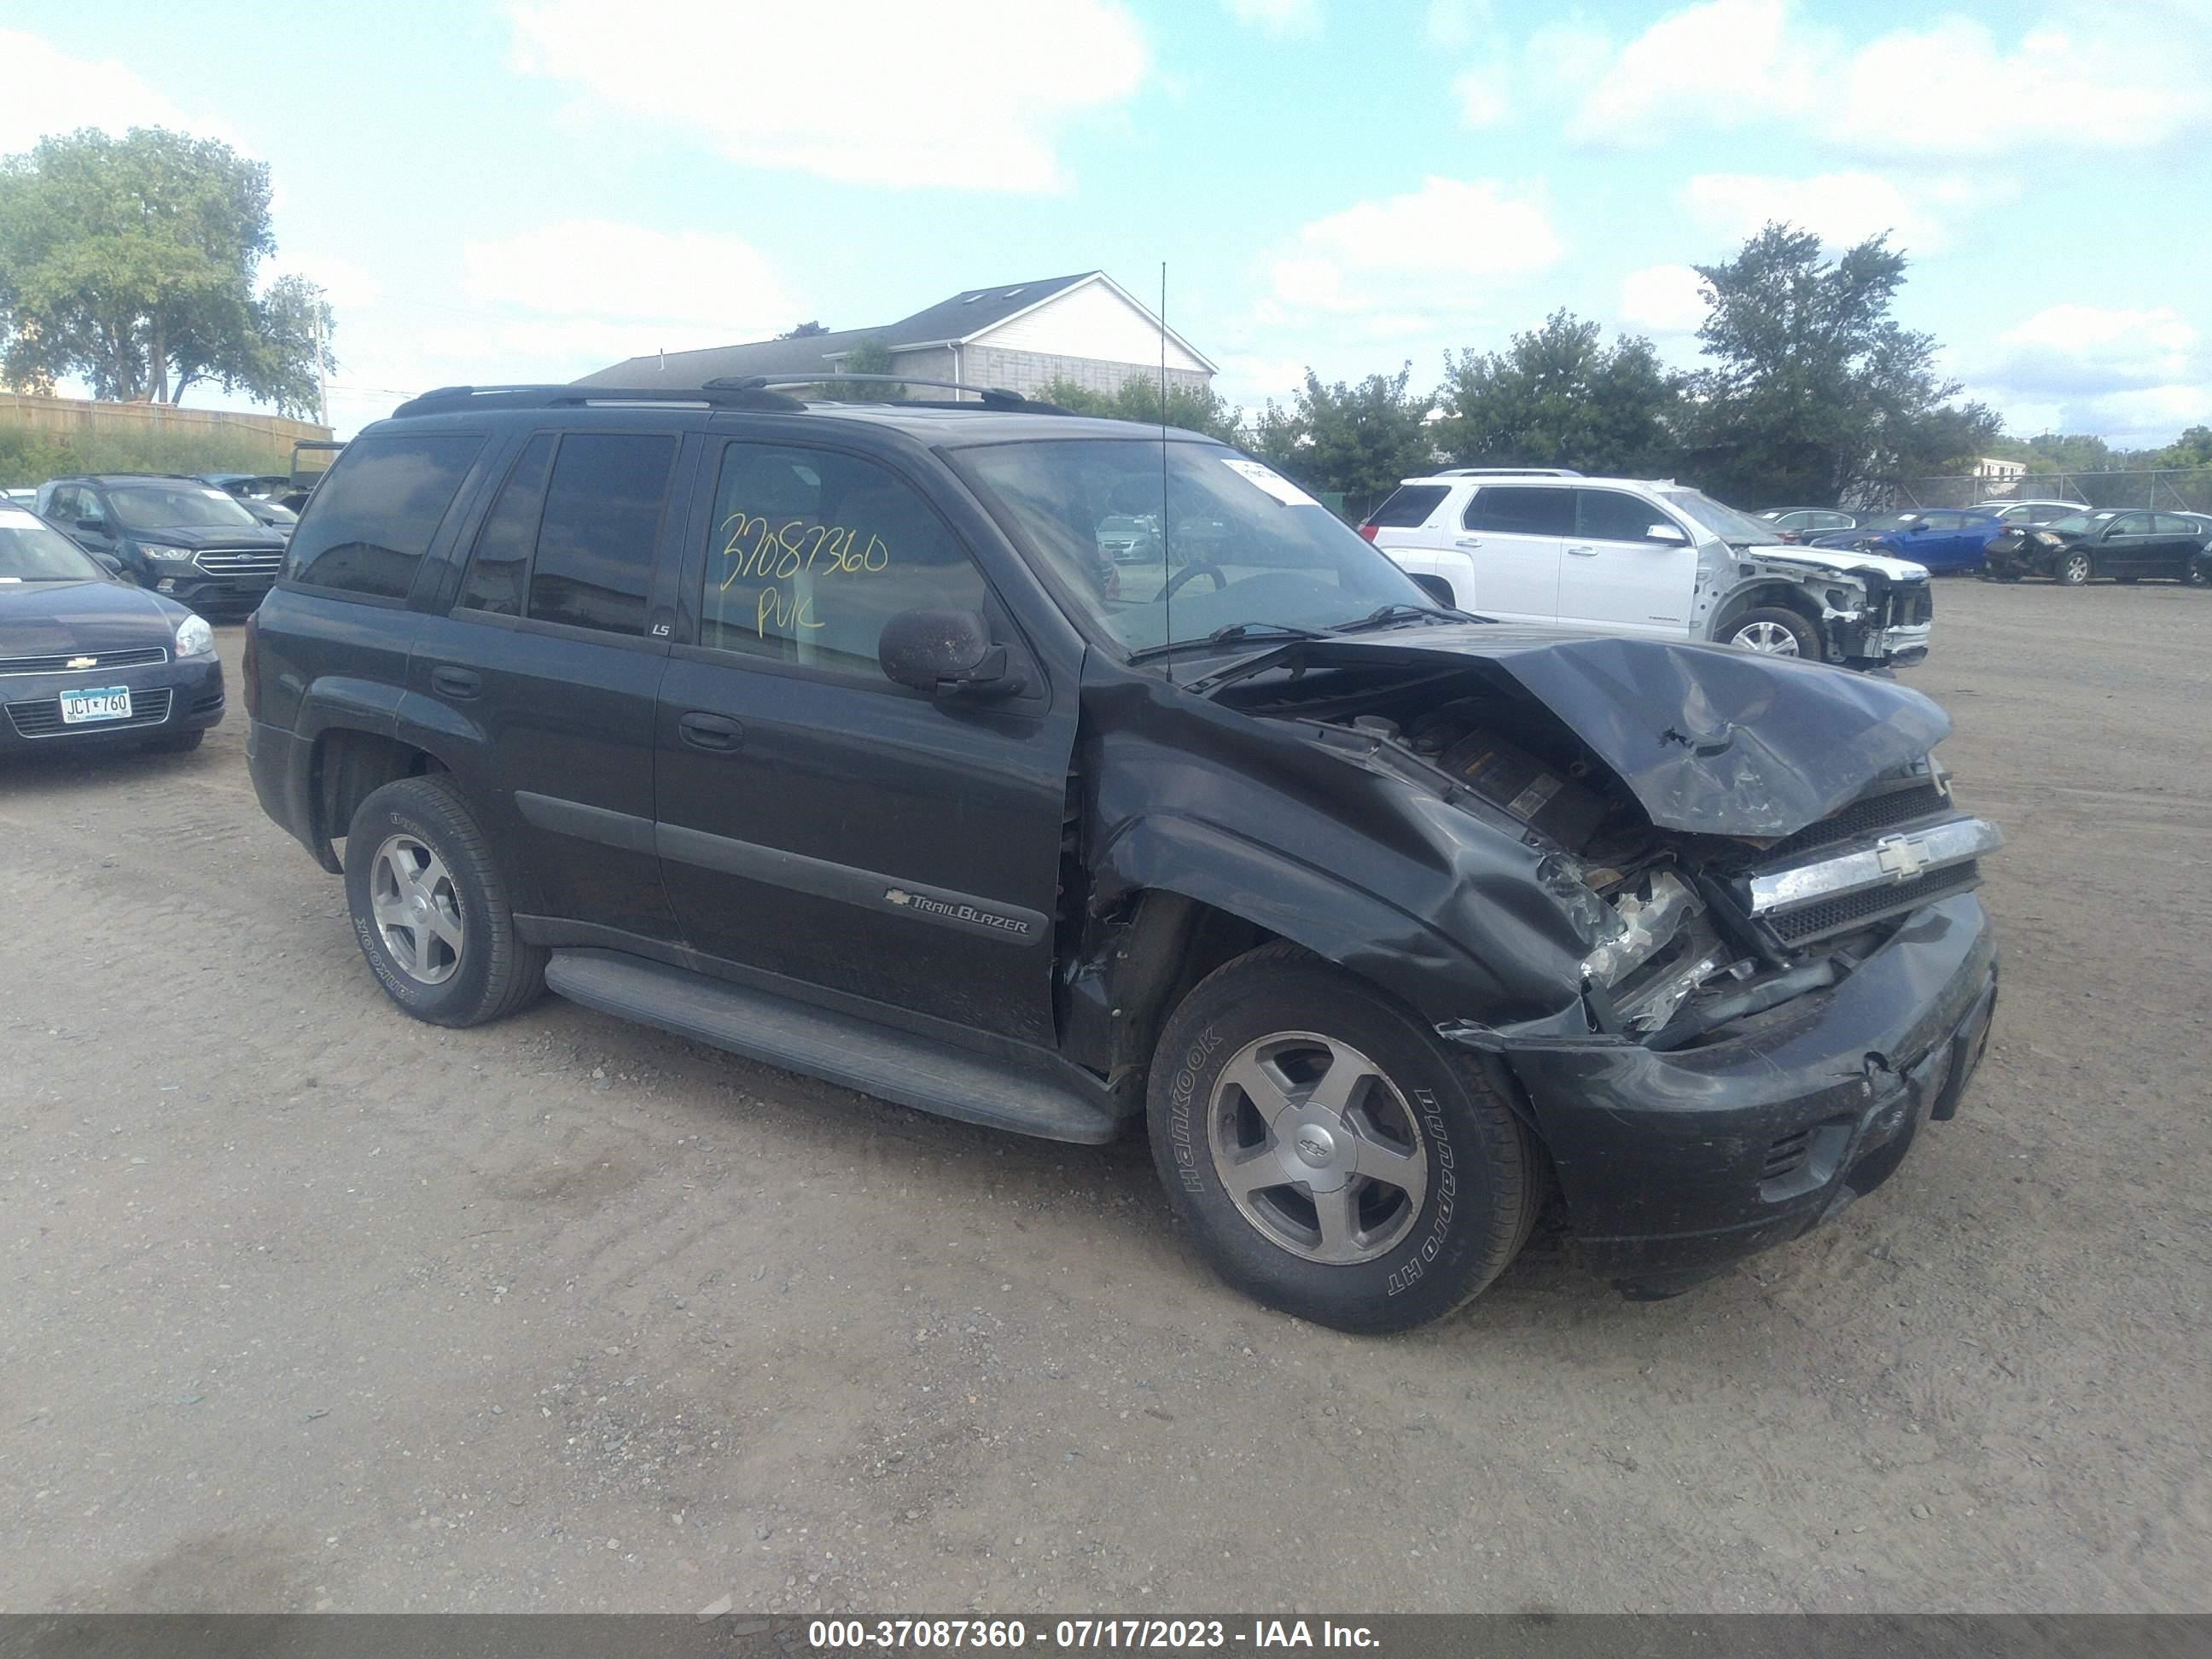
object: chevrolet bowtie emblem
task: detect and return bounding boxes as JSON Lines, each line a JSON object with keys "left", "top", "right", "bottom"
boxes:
{"left": 1874, "top": 834, "right": 1928, "bottom": 881}
{"left": 66, "top": 655, "right": 97, "bottom": 670}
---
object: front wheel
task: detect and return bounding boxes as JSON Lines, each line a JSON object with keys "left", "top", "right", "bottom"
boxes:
{"left": 2056, "top": 550, "right": 2093, "bottom": 586}
{"left": 1721, "top": 606, "right": 1822, "bottom": 660}
{"left": 1146, "top": 943, "right": 1539, "bottom": 1333}
{"left": 344, "top": 775, "right": 545, "bottom": 1027}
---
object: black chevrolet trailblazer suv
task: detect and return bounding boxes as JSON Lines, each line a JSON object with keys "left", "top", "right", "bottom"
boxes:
{"left": 247, "top": 381, "right": 2002, "bottom": 1332}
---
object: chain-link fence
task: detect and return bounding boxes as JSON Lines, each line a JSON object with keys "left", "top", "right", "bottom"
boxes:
{"left": 1883, "top": 469, "right": 2212, "bottom": 513}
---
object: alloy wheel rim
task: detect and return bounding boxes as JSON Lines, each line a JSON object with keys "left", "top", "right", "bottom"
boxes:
{"left": 2065, "top": 554, "right": 2091, "bottom": 582}
{"left": 1206, "top": 1031, "right": 1429, "bottom": 1266}
{"left": 369, "top": 833, "right": 464, "bottom": 985}
{"left": 1732, "top": 620, "right": 1801, "bottom": 655}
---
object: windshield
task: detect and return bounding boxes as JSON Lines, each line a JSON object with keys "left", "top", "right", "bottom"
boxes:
{"left": 954, "top": 439, "right": 1431, "bottom": 655}
{"left": 1852, "top": 513, "right": 1927, "bottom": 534}
{"left": 1656, "top": 489, "right": 1783, "bottom": 545}
{"left": 0, "top": 511, "right": 107, "bottom": 581}
{"left": 108, "top": 482, "right": 263, "bottom": 533}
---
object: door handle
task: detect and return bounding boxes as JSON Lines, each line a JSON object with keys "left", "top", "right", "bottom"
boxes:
{"left": 678, "top": 711, "right": 745, "bottom": 752}
{"left": 1566, "top": 544, "right": 1598, "bottom": 556}
{"left": 1454, "top": 536, "right": 1483, "bottom": 549}
{"left": 431, "top": 666, "right": 481, "bottom": 699}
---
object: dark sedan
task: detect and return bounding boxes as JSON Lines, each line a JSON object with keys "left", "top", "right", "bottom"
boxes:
{"left": 1982, "top": 509, "right": 2209, "bottom": 586}
{"left": 1757, "top": 506, "right": 1859, "bottom": 543}
{"left": 0, "top": 506, "right": 226, "bottom": 755}
{"left": 38, "top": 473, "right": 288, "bottom": 615}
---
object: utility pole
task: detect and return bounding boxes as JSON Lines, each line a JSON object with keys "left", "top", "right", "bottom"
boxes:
{"left": 310, "top": 283, "right": 329, "bottom": 430}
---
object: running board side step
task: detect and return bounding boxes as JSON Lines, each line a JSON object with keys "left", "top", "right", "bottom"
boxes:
{"left": 544, "top": 950, "right": 1127, "bottom": 1145}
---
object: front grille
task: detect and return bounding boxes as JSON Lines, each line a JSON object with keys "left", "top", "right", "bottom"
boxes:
{"left": 1767, "top": 862, "right": 1980, "bottom": 944}
{"left": 6, "top": 686, "right": 173, "bottom": 738}
{"left": 1764, "top": 782, "right": 1951, "bottom": 863}
{"left": 192, "top": 548, "right": 283, "bottom": 577}
{"left": 0, "top": 645, "right": 167, "bottom": 677}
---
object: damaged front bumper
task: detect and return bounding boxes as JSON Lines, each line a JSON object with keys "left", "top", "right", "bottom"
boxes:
{"left": 1825, "top": 576, "right": 1934, "bottom": 668}
{"left": 1451, "top": 893, "right": 1997, "bottom": 1296}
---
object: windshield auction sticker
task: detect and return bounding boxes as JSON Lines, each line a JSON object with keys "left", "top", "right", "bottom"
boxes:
{"left": 1219, "top": 457, "right": 1322, "bottom": 509}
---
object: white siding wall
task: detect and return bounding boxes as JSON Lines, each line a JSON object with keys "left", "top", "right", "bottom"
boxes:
{"left": 973, "top": 280, "right": 1208, "bottom": 375}
{"left": 961, "top": 346, "right": 1210, "bottom": 400}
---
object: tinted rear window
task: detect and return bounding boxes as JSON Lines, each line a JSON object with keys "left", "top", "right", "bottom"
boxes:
{"left": 1367, "top": 485, "right": 1448, "bottom": 528}
{"left": 1467, "top": 486, "right": 1574, "bottom": 537}
{"left": 527, "top": 433, "right": 677, "bottom": 636}
{"left": 288, "top": 432, "right": 485, "bottom": 598}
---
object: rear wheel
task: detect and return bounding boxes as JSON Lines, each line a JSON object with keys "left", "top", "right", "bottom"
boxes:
{"left": 2056, "top": 550, "right": 2093, "bottom": 585}
{"left": 344, "top": 775, "right": 545, "bottom": 1027}
{"left": 1722, "top": 606, "right": 1822, "bottom": 660}
{"left": 1146, "top": 943, "right": 1539, "bottom": 1334}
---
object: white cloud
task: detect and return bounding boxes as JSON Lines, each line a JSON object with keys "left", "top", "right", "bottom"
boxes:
{"left": 1965, "top": 304, "right": 2212, "bottom": 445}
{"left": 507, "top": 0, "right": 1146, "bottom": 192}
{"left": 462, "top": 221, "right": 799, "bottom": 336}
{"left": 1223, "top": 0, "right": 1321, "bottom": 36}
{"left": 1425, "top": 0, "right": 1490, "bottom": 48}
{"left": 1569, "top": 0, "right": 2212, "bottom": 159}
{"left": 1618, "top": 265, "right": 1709, "bottom": 336}
{"left": 1568, "top": 0, "right": 1793, "bottom": 142}
{"left": 1682, "top": 171, "right": 1948, "bottom": 253}
{"left": 1452, "top": 66, "right": 1510, "bottom": 128}
{"left": 0, "top": 26, "right": 242, "bottom": 153}
{"left": 1263, "top": 177, "right": 1563, "bottom": 321}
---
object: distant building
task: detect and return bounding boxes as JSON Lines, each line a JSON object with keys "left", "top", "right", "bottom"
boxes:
{"left": 578, "top": 271, "right": 1215, "bottom": 401}
{"left": 1974, "top": 456, "right": 2029, "bottom": 486}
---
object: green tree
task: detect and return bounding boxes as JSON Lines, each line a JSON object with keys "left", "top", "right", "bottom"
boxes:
{"left": 1034, "top": 375, "right": 1243, "bottom": 445}
{"left": 1249, "top": 364, "right": 1435, "bottom": 517}
{"left": 817, "top": 334, "right": 903, "bottom": 400}
{"left": 1435, "top": 311, "right": 1680, "bottom": 476}
{"left": 0, "top": 127, "right": 334, "bottom": 417}
{"left": 1677, "top": 224, "right": 1990, "bottom": 506}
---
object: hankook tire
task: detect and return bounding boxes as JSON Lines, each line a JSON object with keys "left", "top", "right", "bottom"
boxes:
{"left": 1146, "top": 942, "right": 1540, "bottom": 1334}
{"left": 344, "top": 775, "right": 545, "bottom": 1027}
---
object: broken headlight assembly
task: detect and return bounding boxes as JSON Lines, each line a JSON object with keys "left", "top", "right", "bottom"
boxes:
{"left": 1569, "top": 864, "right": 1744, "bottom": 1036}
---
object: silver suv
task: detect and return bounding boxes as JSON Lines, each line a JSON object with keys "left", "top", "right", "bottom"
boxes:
{"left": 1363, "top": 470, "right": 1933, "bottom": 668}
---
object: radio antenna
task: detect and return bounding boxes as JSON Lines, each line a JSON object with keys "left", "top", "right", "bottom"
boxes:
{"left": 1159, "top": 260, "right": 1172, "bottom": 685}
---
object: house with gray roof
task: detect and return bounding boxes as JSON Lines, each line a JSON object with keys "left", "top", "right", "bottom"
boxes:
{"left": 578, "top": 271, "right": 1216, "bottom": 401}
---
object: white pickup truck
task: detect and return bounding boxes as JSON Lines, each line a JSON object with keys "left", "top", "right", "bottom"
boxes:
{"left": 1362, "top": 469, "right": 1933, "bottom": 668}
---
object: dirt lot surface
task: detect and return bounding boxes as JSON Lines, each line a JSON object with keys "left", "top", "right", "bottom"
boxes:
{"left": 2, "top": 579, "right": 2207, "bottom": 1615}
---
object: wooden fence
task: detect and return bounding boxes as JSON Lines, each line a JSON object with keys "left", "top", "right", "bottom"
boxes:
{"left": 0, "top": 392, "right": 331, "bottom": 463}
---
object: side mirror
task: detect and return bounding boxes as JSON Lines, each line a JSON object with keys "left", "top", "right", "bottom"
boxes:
{"left": 76, "top": 516, "right": 108, "bottom": 537}
{"left": 1644, "top": 522, "right": 1689, "bottom": 544}
{"left": 92, "top": 553, "right": 124, "bottom": 577}
{"left": 878, "top": 608, "right": 1024, "bottom": 700}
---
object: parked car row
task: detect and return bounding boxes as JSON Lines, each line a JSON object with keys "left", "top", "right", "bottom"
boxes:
{"left": 1752, "top": 498, "right": 2210, "bottom": 586}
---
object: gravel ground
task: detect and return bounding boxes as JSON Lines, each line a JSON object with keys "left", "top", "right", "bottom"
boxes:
{"left": 1, "top": 578, "right": 2207, "bottom": 1614}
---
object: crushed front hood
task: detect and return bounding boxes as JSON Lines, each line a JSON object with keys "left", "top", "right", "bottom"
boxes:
{"left": 1199, "top": 626, "right": 1951, "bottom": 838}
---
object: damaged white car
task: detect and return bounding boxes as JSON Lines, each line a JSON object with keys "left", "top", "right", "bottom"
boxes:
{"left": 1362, "top": 470, "right": 1933, "bottom": 669}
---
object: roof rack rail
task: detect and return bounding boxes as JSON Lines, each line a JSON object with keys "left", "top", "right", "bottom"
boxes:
{"left": 708, "top": 373, "right": 1074, "bottom": 413}
{"left": 1433, "top": 466, "right": 1585, "bottom": 478}
{"left": 390, "top": 383, "right": 807, "bottom": 417}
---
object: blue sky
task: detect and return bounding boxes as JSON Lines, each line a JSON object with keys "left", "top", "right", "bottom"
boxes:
{"left": 5, "top": 0, "right": 2209, "bottom": 444}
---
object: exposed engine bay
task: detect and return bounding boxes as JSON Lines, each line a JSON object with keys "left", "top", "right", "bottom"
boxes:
{"left": 1220, "top": 661, "right": 2000, "bottom": 1051}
